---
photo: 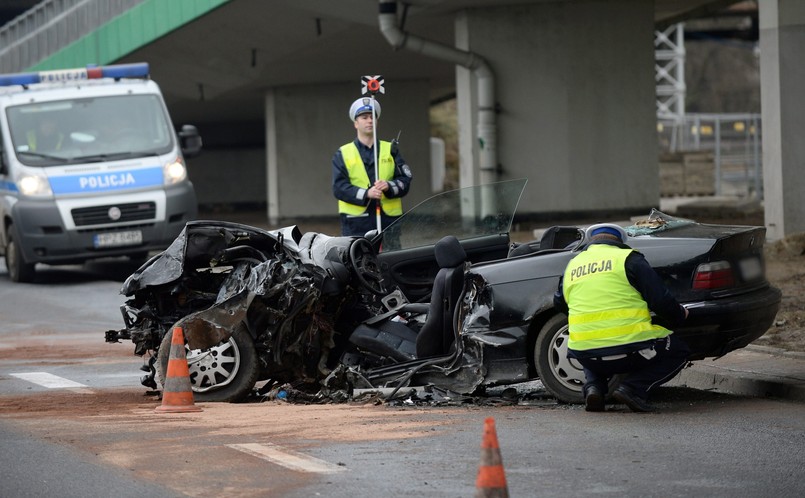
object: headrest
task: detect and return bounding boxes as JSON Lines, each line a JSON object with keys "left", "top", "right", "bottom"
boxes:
{"left": 434, "top": 235, "right": 466, "bottom": 268}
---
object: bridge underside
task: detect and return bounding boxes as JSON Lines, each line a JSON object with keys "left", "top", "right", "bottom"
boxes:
{"left": 2, "top": 0, "right": 802, "bottom": 238}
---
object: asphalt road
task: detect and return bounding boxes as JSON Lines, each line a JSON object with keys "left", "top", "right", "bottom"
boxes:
{"left": 1, "top": 260, "right": 804, "bottom": 497}
{"left": 0, "top": 421, "right": 181, "bottom": 498}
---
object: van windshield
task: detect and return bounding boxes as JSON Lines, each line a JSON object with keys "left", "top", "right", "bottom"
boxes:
{"left": 6, "top": 94, "right": 174, "bottom": 166}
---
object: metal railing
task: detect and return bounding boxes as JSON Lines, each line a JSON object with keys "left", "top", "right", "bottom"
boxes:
{"left": 0, "top": 0, "right": 145, "bottom": 73}
{"left": 658, "top": 113, "right": 762, "bottom": 198}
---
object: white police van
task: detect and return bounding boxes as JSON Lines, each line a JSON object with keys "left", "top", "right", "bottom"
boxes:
{"left": 0, "top": 63, "right": 200, "bottom": 282}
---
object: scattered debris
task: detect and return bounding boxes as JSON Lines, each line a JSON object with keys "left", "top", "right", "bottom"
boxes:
{"left": 249, "top": 382, "right": 556, "bottom": 407}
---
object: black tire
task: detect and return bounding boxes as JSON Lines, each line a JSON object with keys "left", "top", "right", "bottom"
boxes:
{"left": 534, "top": 314, "right": 586, "bottom": 404}
{"left": 5, "top": 225, "right": 35, "bottom": 283}
{"left": 534, "top": 314, "right": 623, "bottom": 404}
{"left": 158, "top": 324, "right": 259, "bottom": 402}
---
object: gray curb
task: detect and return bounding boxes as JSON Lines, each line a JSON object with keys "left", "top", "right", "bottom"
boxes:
{"left": 672, "top": 367, "right": 805, "bottom": 402}
{"left": 670, "top": 348, "right": 805, "bottom": 403}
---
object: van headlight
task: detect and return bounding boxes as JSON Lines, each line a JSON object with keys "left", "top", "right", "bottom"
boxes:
{"left": 17, "top": 173, "right": 53, "bottom": 196}
{"left": 163, "top": 158, "right": 187, "bottom": 185}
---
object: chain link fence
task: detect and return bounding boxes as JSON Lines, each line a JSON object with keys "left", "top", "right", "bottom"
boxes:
{"left": 658, "top": 113, "right": 762, "bottom": 199}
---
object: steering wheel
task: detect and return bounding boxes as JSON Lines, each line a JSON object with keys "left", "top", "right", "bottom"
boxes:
{"left": 349, "top": 238, "right": 385, "bottom": 295}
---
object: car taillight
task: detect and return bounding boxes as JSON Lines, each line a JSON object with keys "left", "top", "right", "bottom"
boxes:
{"left": 693, "top": 261, "right": 735, "bottom": 290}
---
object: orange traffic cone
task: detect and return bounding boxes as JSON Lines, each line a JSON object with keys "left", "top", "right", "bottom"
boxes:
{"left": 155, "top": 326, "right": 202, "bottom": 413}
{"left": 475, "top": 417, "right": 509, "bottom": 498}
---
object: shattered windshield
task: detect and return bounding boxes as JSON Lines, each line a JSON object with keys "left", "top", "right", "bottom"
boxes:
{"left": 7, "top": 94, "right": 174, "bottom": 166}
{"left": 380, "top": 178, "right": 528, "bottom": 251}
{"left": 626, "top": 208, "right": 696, "bottom": 236}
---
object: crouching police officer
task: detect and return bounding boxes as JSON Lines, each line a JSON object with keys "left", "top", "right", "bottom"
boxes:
{"left": 332, "top": 97, "right": 412, "bottom": 237}
{"left": 553, "top": 223, "right": 690, "bottom": 412}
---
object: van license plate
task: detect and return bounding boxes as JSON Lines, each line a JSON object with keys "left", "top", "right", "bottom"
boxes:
{"left": 94, "top": 230, "right": 142, "bottom": 248}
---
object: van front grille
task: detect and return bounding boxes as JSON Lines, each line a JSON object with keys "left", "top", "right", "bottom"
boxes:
{"left": 71, "top": 202, "right": 156, "bottom": 226}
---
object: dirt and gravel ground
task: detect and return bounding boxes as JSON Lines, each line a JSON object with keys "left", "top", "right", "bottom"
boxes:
{"left": 757, "top": 232, "right": 805, "bottom": 352}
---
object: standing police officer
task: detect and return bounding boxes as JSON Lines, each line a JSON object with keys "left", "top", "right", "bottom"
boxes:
{"left": 553, "top": 223, "right": 690, "bottom": 412}
{"left": 332, "top": 97, "right": 412, "bottom": 237}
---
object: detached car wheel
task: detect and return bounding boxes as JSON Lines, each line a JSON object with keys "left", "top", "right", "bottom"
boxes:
{"left": 5, "top": 225, "right": 36, "bottom": 283}
{"left": 158, "top": 324, "right": 259, "bottom": 402}
{"left": 534, "top": 314, "right": 586, "bottom": 404}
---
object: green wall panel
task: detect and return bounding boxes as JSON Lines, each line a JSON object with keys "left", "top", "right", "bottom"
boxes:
{"left": 28, "top": 0, "right": 230, "bottom": 71}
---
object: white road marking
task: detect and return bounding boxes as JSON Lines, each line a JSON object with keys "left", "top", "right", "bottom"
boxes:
{"left": 10, "top": 372, "right": 93, "bottom": 393}
{"left": 227, "top": 443, "right": 346, "bottom": 474}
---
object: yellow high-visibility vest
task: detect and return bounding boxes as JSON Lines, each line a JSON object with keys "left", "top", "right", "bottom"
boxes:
{"left": 338, "top": 141, "right": 402, "bottom": 216}
{"left": 27, "top": 129, "right": 64, "bottom": 151}
{"left": 563, "top": 244, "right": 671, "bottom": 351}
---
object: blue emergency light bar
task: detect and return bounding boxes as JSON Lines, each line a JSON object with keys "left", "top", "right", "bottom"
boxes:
{"left": 0, "top": 62, "right": 149, "bottom": 87}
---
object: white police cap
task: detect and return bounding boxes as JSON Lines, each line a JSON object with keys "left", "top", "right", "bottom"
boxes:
{"left": 349, "top": 97, "right": 381, "bottom": 121}
{"left": 585, "top": 223, "right": 628, "bottom": 242}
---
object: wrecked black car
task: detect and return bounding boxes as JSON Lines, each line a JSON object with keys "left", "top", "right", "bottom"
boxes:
{"left": 106, "top": 179, "right": 781, "bottom": 404}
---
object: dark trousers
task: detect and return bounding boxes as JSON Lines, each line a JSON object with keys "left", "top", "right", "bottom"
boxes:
{"left": 339, "top": 212, "right": 399, "bottom": 237}
{"left": 340, "top": 213, "right": 402, "bottom": 250}
{"left": 575, "top": 336, "right": 690, "bottom": 400}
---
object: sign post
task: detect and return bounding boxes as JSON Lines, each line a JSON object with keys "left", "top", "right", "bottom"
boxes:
{"left": 361, "top": 75, "right": 385, "bottom": 232}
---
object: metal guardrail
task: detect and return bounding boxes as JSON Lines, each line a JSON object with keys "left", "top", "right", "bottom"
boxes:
{"left": 658, "top": 113, "right": 762, "bottom": 198}
{"left": 0, "top": 0, "right": 145, "bottom": 73}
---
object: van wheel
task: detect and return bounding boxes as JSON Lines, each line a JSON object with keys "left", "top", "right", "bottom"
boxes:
{"left": 5, "top": 226, "right": 35, "bottom": 283}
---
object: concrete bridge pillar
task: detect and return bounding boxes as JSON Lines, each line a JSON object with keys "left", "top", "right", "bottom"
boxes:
{"left": 759, "top": 0, "right": 805, "bottom": 240}
{"left": 455, "top": 0, "right": 657, "bottom": 218}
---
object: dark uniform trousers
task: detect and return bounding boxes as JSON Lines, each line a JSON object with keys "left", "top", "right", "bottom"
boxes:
{"left": 576, "top": 336, "right": 690, "bottom": 399}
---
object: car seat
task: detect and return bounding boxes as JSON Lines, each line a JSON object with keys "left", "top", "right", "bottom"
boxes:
{"left": 508, "top": 226, "right": 582, "bottom": 257}
{"left": 347, "top": 235, "right": 468, "bottom": 361}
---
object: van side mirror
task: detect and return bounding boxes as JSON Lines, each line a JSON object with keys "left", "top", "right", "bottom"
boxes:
{"left": 178, "top": 124, "right": 202, "bottom": 158}
{"left": 0, "top": 153, "right": 7, "bottom": 175}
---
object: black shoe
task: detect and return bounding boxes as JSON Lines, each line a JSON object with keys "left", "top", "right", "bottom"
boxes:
{"left": 584, "top": 385, "right": 605, "bottom": 412}
{"left": 613, "top": 386, "right": 655, "bottom": 413}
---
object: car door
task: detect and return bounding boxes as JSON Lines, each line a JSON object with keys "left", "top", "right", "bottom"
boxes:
{"left": 375, "top": 179, "right": 527, "bottom": 302}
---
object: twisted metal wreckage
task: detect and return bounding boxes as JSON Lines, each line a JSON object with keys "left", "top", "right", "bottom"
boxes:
{"left": 107, "top": 221, "right": 508, "bottom": 404}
